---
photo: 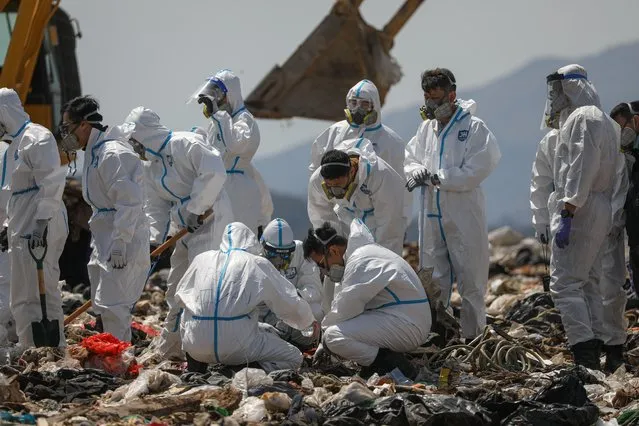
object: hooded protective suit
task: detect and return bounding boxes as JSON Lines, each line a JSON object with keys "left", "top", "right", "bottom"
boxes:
{"left": 204, "top": 70, "right": 273, "bottom": 233}
{"left": 0, "top": 141, "right": 15, "bottom": 343}
{"left": 83, "top": 124, "right": 149, "bottom": 341}
{"left": 309, "top": 80, "right": 412, "bottom": 229}
{"left": 322, "top": 220, "right": 431, "bottom": 366}
{"left": 0, "top": 88, "right": 68, "bottom": 347}
{"left": 126, "top": 107, "right": 233, "bottom": 356}
{"left": 540, "top": 64, "right": 618, "bottom": 347}
{"left": 404, "top": 99, "right": 501, "bottom": 339}
{"left": 530, "top": 130, "right": 559, "bottom": 241}
{"left": 176, "top": 222, "right": 315, "bottom": 372}
{"left": 259, "top": 218, "right": 324, "bottom": 347}
{"left": 599, "top": 150, "right": 629, "bottom": 347}
{"left": 308, "top": 137, "right": 406, "bottom": 256}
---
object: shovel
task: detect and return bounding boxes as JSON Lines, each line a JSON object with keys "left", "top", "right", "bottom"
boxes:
{"left": 28, "top": 240, "right": 60, "bottom": 348}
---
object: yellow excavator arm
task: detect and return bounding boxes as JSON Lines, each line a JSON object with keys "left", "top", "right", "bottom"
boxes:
{"left": 0, "top": 0, "right": 60, "bottom": 103}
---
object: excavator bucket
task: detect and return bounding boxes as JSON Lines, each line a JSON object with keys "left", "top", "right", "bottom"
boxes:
{"left": 245, "top": 0, "right": 425, "bottom": 122}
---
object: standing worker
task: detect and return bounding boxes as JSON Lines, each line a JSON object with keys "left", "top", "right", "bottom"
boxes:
{"left": 125, "top": 106, "right": 233, "bottom": 358}
{"left": 610, "top": 102, "right": 639, "bottom": 297}
{"left": 0, "top": 139, "right": 14, "bottom": 343}
{"left": 60, "top": 96, "right": 149, "bottom": 342}
{"left": 0, "top": 88, "right": 68, "bottom": 348}
{"left": 537, "top": 64, "right": 618, "bottom": 369}
{"left": 190, "top": 69, "right": 273, "bottom": 238}
{"left": 309, "top": 79, "right": 412, "bottom": 233}
{"left": 404, "top": 68, "right": 501, "bottom": 342}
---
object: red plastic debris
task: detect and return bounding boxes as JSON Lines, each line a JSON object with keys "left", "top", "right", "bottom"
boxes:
{"left": 81, "top": 333, "right": 131, "bottom": 356}
{"left": 131, "top": 321, "right": 160, "bottom": 337}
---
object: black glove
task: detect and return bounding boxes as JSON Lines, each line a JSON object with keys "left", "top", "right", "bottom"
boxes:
{"left": 257, "top": 225, "right": 264, "bottom": 240}
{"left": 0, "top": 227, "right": 7, "bottom": 252}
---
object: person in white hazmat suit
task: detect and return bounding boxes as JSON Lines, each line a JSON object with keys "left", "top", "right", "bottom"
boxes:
{"left": 190, "top": 70, "right": 273, "bottom": 238}
{"left": 125, "top": 106, "right": 234, "bottom": 357}
{"left": 0, "top": 88, "right": 68, "bottom": 348}
{"left": 535, "top": 64, "right": 619, "bottom": 369}
{"left": 175, "top": 222, "right": 317, "bottom": 373}
{"left": 58, "top": 96, "right": 148, "bottom": 342}
{"left": 308, "top": 138, "right": 406, "bottom": 255}
{"left": 530, "top": 126, "right": 628, "bottom": 372}
{"left": 303, "top": 220, "right": 431, "bottom": 378}
{"left": 258, "top": 218, "right": 324, "bottom": 349}
{"left": 309, "top": 79, "right": 412, "bottom": 231}
{"left": 404, "top": 68, "right": 501, "bottom": 341}
{"left": 0, "top": 140, "right": 15, "bottom": 344}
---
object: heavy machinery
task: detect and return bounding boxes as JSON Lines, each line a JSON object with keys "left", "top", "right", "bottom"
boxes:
{"left": 0, "top": 0, "right": 81, "bottom": 132}
{"left": 245, "top": 0, "right": 425, "bottom": 121}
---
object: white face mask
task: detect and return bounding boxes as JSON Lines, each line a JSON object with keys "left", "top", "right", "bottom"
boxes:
{"left": 621, "top": 126, "right": 637, "bottom": 148}
{"left": 327, "top": 264, "right": 345, "bottom": 282}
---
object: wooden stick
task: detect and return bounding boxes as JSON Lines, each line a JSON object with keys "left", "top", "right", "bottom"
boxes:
{"left": 64, "top": 300, "right": 91, "bottom": 325}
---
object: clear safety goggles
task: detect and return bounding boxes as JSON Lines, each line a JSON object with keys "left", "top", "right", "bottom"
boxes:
{"left": 346, "top": 97, "right": 373, "bottom": 112}
{"left": 263, "top": 241, "right": 295, "bottom": 270}
{"left": 187, "top": 77, "right": 228, "bottom": 104}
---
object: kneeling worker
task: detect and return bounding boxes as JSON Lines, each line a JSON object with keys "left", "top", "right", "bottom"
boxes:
{"left": 303, "top": 219, "right": 431, "bottom": 377}
{"left": 259, "top": 218, "right": 324, "bottom": 349}
{"left": 175, "top": 222, "right": 317, "bottom": 372}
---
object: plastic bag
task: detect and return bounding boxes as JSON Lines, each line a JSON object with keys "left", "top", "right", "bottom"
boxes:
{"left": 232, "top": 368, "right": 273, "bottom": 393}
{"left": 262, "top": 391, "right": 292, "bottom": 413}
{"left": 323, "top": 382, "right": 377, "bottom": 407}
{"left": 81, "top": 333, "right": 139, "bottom": 377}
{"left": 108, "top": 369, "right": 181, "bottom": 403}
{"left": 231, "top": 396, "right": 267, "bottom": 422}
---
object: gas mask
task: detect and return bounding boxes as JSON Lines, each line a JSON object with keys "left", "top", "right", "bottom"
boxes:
{"left": 59, "top": 123, "right": 83, "bottom": 153}
{"left": 420, "top": 95, "right": 455, "bottom": 121}
{"left": 262, "top": 242, "right": 295, "bottom": 272}
{"left": 344, "top": 98, "right": 377, "bottom": 126}
{"left": 621, "top": 125, "right": 638, "bottom": 150}
{"left": 544, "top": 81, "right": 571, "bottom": 129}
{"left": 321, "top": 179, "right": 357, "bottom": 200}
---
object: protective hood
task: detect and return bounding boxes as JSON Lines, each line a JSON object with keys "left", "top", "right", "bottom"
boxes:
{"left": 557, "top": 64, "right": 601, "bottom": 109}
{"left": 457, "top": 98, "right": 478, "bottom": 116}
{"left": 0, "top": 88, "right": 30, "bottom": 136}
{"left": 333, "top": 137, "right": 378, "bottom": 169}
{"left": 125, "top": 107, "right": 172, "bottom": 153}
{"left": 214, "top": 69, "right": 244, "bottom": 115}
{"left": 190, "top": 126, "right": 207, "bottom": 138}
{"left": 344, "top": 219, "right": 375, "bottom": 261}
{"left": 346, "top": 79, "right": 381, "bottom": 127}
{"left": 219, "top": 221, "right": 261, "bottom": 255}
{"left": 262, "top": 218, "right": 295, "bottom": 249}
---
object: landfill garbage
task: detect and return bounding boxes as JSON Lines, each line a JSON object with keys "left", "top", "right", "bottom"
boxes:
{"left": 1, "top": 227, "right": 638, "bottom": 424}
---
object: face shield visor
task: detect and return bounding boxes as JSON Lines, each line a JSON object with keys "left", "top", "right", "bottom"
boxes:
{"left": 541, "top": 69, "right": 589, "bottom": 130}
{"left": 187, "top": 77, "right": 230, "bottom": 116}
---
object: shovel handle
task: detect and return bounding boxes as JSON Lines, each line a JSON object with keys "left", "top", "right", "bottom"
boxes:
{"left": 37, "top": 268, "right": 45, "bottom": 295}
{"left": 64, "top": 300, "right": 92, "bottom": 325}
{"left": 150, "top": 209, "right": 213, "bottom": 258}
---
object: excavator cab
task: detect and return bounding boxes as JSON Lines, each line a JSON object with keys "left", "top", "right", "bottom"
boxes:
{"left": 0, "top": 0, "right": 81, "bottom": 132}
{"left": 245, "top": 0, "right": 425, "bottom": 122}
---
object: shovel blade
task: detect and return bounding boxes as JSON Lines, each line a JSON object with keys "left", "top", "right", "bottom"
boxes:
{"left": 31, "top": 319, "right": 60, "bottom": 348}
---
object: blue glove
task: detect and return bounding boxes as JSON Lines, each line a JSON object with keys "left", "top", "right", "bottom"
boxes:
{"left": 555, "top": 216, "right": 572, "bottom": 248}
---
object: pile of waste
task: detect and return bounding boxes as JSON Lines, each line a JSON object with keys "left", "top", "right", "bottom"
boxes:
{"left": 1, "top": 226, "right": 639, "bottom": 425}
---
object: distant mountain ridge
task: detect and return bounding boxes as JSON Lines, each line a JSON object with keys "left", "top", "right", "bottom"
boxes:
{"left": 259, "top": 41, "right": 639, "bottom": 240}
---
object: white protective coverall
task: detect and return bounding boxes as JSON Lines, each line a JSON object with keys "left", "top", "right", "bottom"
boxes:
{"left": 309, "top": 79, "right": 412, "bottom": 228}
{"left": 176, "top": 222, "right": 315, "bottom": 372}
{"left": 404, "top": 99, "right": 501, "bottom": 339}
{"left": 530, "top": 130, "right": 559, "bottom": 241}
{"left": 542, "top": 65, "right": 619, "bottom": 346}
{"left": 204, "top": 70, "right": 273, "bottom": 233}
{"left": 599, "top": 150, "right": 629, "bottom": 346}
{"left": 83, "top": 124, "right": 149, "bottom": 341}
{"left": 126, "top": 107, "right": 233, "bottom": 356}
{"left": 0, "top": 141, "right": 15, "bottom": 343}
{"left": 0, "top": 88, "right": 68, "bottom": 347}
{"left": 323, "top": 220, "right": 431, "bottom": 366}
{"left": 308, "top": 137, "right": 406, "bottom": 255}
{"left": 259, "top": 218, "right": 324, "bottom": 347}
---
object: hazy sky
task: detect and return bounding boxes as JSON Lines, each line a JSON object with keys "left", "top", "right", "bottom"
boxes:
{"left": 62, "top": 0, "right": 639, "bottom": 158}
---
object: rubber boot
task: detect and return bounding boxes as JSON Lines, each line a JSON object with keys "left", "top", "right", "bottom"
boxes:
{"left": 185, "top": 352, "right": 208, "bottom": 373}
{"left": 603, "top": 344, "right": 624, "bottom": 373}
{"left": 571, "top": 339, "right": 602, "bottom": 371}
{"left": 360, "top": 348, "right": 417, "bottom": 380}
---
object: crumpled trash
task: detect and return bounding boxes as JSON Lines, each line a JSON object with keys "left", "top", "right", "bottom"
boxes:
{"left": 179, "top": 370, "right": 231, "bottom": 387}
{"left": 231, "top": 367, "right": 273, "bottom": 393}
{"left": 304, "top": 386, "right": 333, "bottom": 408}
{"left": 268, "top": 369, "right": 304, "bottom": 384}
{"left": 247, "top": 381, "right": 301, "bottom": 398}
{"left": 17, "top": 368, "right": 124, "bottom": 403}
{"left": 0, "top": 372, "right": 26, "bottom": 402}
{"left": 107, "top": 369, "right": 182, "bottom": 403}
{"left": 261, "top": 391, "right": 292, "bottom": 412}
{"left": 0, "top": 411, "right": 36, "bottom": 425}
{"left": 323, "top": 381, "right": 377, "bottom": 407}
{"left": 505, "top": 292, "right": 555, "bottom": 324}
{"left": 231, "top": 396, "right": 267, "bottom": 422}
{"left": 502, "top": 402, "right": 600, "bottom": 425}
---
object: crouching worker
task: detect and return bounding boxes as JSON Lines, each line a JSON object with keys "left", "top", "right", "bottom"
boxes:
{"left": 259, "top": 218, "right": 324, "bottom": 350}
{"left": 175, "top": 222, "right": 317, "bottom": 373}
{"left": 304, "top": 220, "right": 431, "bottom": 378}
